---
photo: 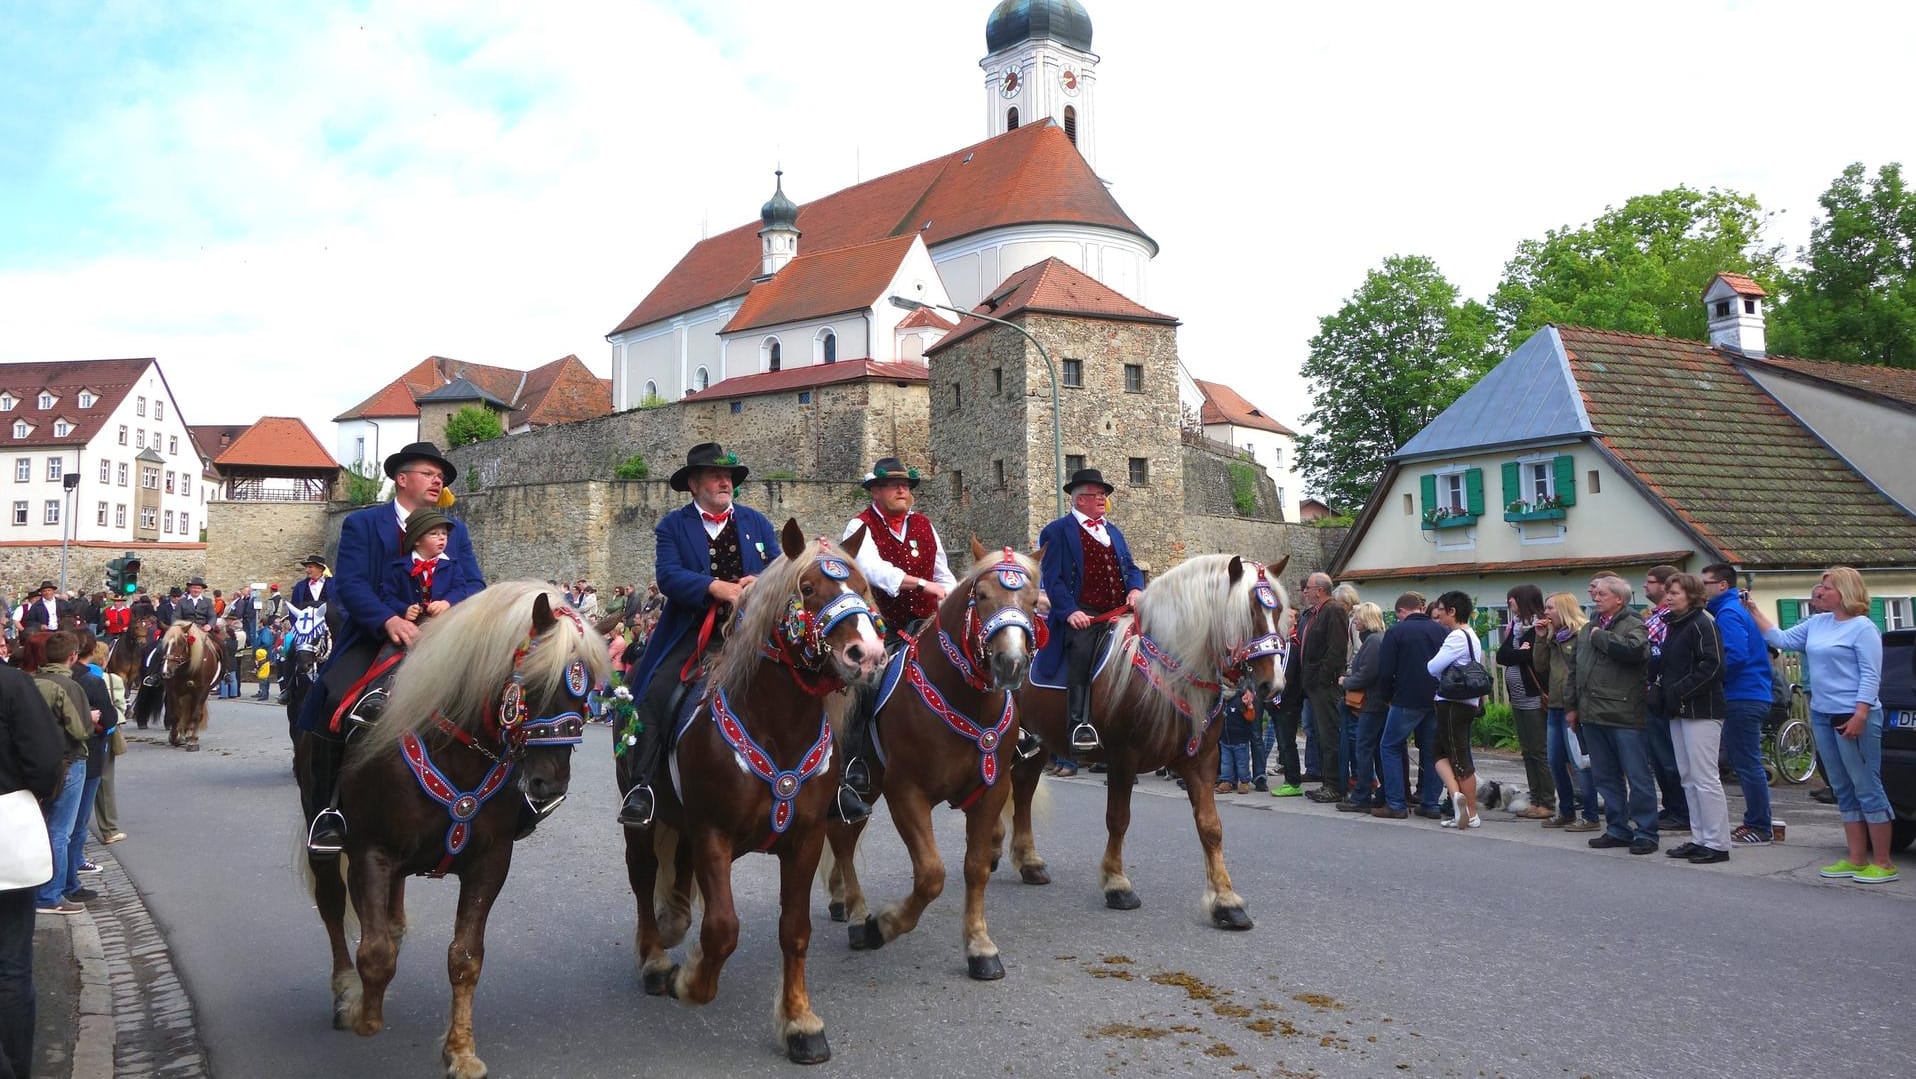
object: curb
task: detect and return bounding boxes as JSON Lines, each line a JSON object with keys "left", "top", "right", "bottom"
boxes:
{"left": 67, "top": 908, "right": 116, "bottom": 1079}
{"left": 82, "top": 843, "right": 212, "bottom": 1078}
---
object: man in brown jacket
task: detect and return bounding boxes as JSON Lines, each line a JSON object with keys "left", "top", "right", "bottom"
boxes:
{"left": 1298, "top": 572, "right": 1350, "bottom": 803}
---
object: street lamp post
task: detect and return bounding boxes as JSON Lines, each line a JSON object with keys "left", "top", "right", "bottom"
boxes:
{"left": 889, "top": 295, "right": 1065, "bottom": 519}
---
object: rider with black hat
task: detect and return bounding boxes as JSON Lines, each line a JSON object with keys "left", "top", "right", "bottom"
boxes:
{"left": 1035, "top": 468, "right": 1145, "bottom": 752}
{"left": 298, "top": 441, "right": 485, "bottom": 855}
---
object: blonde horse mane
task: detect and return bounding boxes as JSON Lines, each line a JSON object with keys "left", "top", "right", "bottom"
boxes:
{"left": 348, "top": 581, "right": 610, "bottom": 768}
{"left": 708, "top": 536, "right": 864, "bottom": 699}
{"left": 160, "top": 622, "right": 209, "bottom": 677}
{"left": 1098, "top": 554, "right": 1273, "bottom": 748}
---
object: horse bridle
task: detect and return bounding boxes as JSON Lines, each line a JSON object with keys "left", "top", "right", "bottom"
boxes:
{"left": 1216, "top": 562, "right": 1286, "bottom": 691}
{"left": 761, "top": 544, "right": 884, "bottom": 695}
{"left": 938, "top": 548, "right": 1044, "bottom": 692}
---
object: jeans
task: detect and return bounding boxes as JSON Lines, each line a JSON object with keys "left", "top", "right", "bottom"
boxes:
{"left": 66, "top": 770, "right": 103, "bottom": 895}
{"left": 1350, "top": 708, "right": 1388, "bottom": 807}
{"left": 1812, "top": 709, "right": 1892, "bottom": 824}
{"left": 254, "top": 672, "right": 273, "bottom": 700}
{"left": 1250, "top": 716, "right": 1273, "bottom": 784}
{"left": 1582, "top": 723, "right": 1659, "bottom": 842}
{"left": 1643, "top": 712, "right": 1689, "bottom": 823}
{"left": 1379, "top": 704, "right": 1437, "bottom": 813}
{"left": 1338, "top": 700, "right": 1359, "bottom": 795}
{"left": 0, "top": 886, "right": 35, "bottom": 1079}
{"left": 1303, "top": 700, "right": 1320, "bottom": 777}
{"left": 1546, "top": 708, "right": 1598, "bottom": 822}
{"left": 219, "top": 669, "right": 240, "bottom": 698}
{"left": 36, "top": 760, "right": 86, "bottom": 908}
{"left": 1722, "top": 699, "right": 1772, "bottom": 833}
{"left": 1219, "top": 741, "right": 1250, "bottom": 785}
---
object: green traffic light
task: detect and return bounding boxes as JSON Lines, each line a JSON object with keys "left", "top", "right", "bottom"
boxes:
{"left": 124, "top": 582, "right": 138, "bottom": 594}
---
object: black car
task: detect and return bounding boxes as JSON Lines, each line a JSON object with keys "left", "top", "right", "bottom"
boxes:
{"left": 1882, "top": 629, "right": 1916, "bottom": 851}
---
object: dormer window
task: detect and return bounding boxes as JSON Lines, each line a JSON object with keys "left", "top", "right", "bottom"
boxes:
{"left": 53, "top": 420, "right": 71, "bottom": 437}
{"left": 77, "top": 391, "right": 95, "bottom": 408}
{"left": 36, "top": 392, "right": 54, "bottom": 410}
{"left": 0, "top": 394, "right": 13, "bottom": 411}
{"left": 11, "top": 421, "right": 27, "bottom": 438}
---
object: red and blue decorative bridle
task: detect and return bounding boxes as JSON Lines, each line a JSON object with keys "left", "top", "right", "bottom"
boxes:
{"left": 937, "top": 548, "right": 1045, "bottom": 692}
{"left": 758, "top": 542, "right": 886, "bottom": 696}
{"left": 400, "top": 605, "right": 591, "bottom": 877}
{"left": 1126, "top": 560, "right": 1287, "bottom": 757}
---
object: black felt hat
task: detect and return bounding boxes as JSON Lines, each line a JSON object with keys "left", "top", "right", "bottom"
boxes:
{"left": 669, "top": 442, "right": 749, "bottom": 492}
{"left": 1062, "top": 468, "right": 1114, "bottom": 495}
{"left": 861, "top": 456, "right": 920, "bottom": 489}
{"left": 297, "top": 553, "right": 329, "bottom": 570}
{"left": 383, "top": 441, "right": 458, "bottom": 485}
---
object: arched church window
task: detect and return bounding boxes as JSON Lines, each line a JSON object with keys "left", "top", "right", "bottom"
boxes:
{"left": 644, "top": 379, "right": 658, "bottom": 400}
{"left": 695, "top": 366, "right": 710, "bottom": 391}
{"left": 763, "top": 337, "right": 782, "bottom": 372}
{"left": 1064, "top": 105, "right": 1077, "bottom": 145}
{"left": 819, "top": 329, "right": 837, "bottom": 364}
{"left": 1006, "top": 107, "right": 1019, "bottom": 131}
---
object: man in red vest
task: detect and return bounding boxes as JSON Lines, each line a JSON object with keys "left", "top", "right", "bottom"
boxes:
{"left": 838, "top": 456, "right": 958, "bottom": 794}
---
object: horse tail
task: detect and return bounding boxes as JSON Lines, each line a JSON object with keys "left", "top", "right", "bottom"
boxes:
{"left": 133, "top": 681, "right": 163, "bottom": 726}
{"left": 296, "top": 828, "right": 358, "bottom": 936}
{"left": 1002, "top": 770, "right": 1053, "bottom": 828}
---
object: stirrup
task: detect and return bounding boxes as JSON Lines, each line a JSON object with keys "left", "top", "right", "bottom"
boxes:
{"left": 1070, "top": 722, "right": 1101, "bottom": 751}
{"left": 1016, "top": 729, "right": 1044, "bottom": 760}
{"left": 617, "top": 784, "right": 655, "bottom": 828}
{"left": 829, "top": 783, "right": 872, "bottom": 825}
{"left": 843, "top": 755, "right": 874, "bottom": 798}
{"left": 344, "top": 687, "right": 388, "bottom": 735}
{"left": 307, "top": 809, "right": 346, "bottom": 855}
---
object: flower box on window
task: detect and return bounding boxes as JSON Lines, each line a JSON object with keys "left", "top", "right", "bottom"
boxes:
{"left": 1421, "top": 507, "right": 1477, "bottom": 530}
{"left": 1504, "top": 493, "right": 1568, "bottom": 522}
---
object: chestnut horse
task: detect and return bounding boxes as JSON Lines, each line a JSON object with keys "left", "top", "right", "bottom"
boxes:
{"left": 1005, "top": 554, "right": 1290, "bottom": 929}
{"left": 623, "top": 520, "right": 885, "bottom": 1065}
{"left": 822, "top": 541, "right": 1043, "bottom": 980}
{"left": 148, "top": 622, "right": 220, "bottom": 750}
{"left": 296, "top": 583, "right": 606, "bottom": 1079}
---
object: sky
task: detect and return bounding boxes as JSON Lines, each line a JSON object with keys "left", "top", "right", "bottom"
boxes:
{"left": 3, "top": 0, "right": 1913, "bottom": 456}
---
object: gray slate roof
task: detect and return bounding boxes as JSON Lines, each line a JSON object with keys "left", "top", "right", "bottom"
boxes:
{"left": 1393, "top": 326, "right": 1592, "bottom": 461}
{"left": 414, "top": 377, "right": 510, "bottom": 409}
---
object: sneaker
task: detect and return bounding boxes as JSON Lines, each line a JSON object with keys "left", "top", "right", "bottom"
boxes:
{"left": 1819, "top": 859, "right": 1865, "bottom": 879}
{"left": 1305, "top": 787, "right": 1342, "bottom": 803}
{"left": 1370, "top": 806, "right": 1408, "bottom": 819}
{"left": 1251, "top": 778, "right": 1268, "bottom": 793}
{"left": 1853, "top": 864, "right": 1900, "bottom": 884}
{"left": 36, "top": 900, "right": 85, "bottom": 916}
{"left": 1236, "top": 782, "right": 1254, "bottom": 795}
{"left": 1587, "top": 834, "right": 1630, "bottom": 849}
{"left": 1541, "top": 816, "right": 1573, "bottom": 829}
{"left": 66, "top": 887, "right": 100, "bottom": 902}
{"left": 101, "top": 832, "right": 127, "bottom": 844}
{"left": 1629, "top": 838, "right": 1658, "bottom": 855}
{"left": 1214, "top": 781, "right": 1236, "bottom": 795}
{"left": 1335, "top": 799, "right": 1370, "bottom": 813}
{"left": 1565, "top": 819, "right": 1602, "bottom": 833}
{"left": 1730, "top": 825, "right": 1772, "bottom": 846}
{"left": 76, "top": 860, "right": 103, "bottom": 875}
{"left": 1272, "top": 784, "right": 1303, "bottom": 797}
{"left": 1687, "top": 847, "right": 1730, "bottom": 865}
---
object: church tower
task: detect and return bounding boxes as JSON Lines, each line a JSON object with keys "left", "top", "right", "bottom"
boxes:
{"left": 980, "top": 0, "right": 1099, "bottom": 167}
{"left": 756, "top": 170, "right": 800, "bottom": 279}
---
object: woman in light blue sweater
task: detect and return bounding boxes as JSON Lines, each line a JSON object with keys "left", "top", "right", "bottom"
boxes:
{"left": 1751, "top": 567, "right": 1892, "bottom": 883}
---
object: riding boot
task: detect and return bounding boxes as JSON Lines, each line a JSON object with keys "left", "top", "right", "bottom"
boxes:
{"left": 1016, "top": 727, "right": 1043, "bottom": 759}
{"left": 840, "top": 686, "right": 876, "bottom": 798}
{"left": 829, "top": 781, "right": 872, "bottom": 825}
{"left": 306, "top": 736, "right": 348, "bottom": 856}
{"left": 1067, "top": 679, "right": 1101, "bottom": 751}
{"left": 617, "top": 718, "right": 660, "bottom": 828}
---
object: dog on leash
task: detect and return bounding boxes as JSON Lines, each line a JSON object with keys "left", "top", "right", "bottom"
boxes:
{"left": 1476, "top": 780, "right": 1532, "bottom": 815}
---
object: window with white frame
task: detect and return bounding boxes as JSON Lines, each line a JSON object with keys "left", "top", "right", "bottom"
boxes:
{"left": 154, "top": 400, "right": 163, "bottom": 421}
{"left": 1526, "top": 460, "right": 1555, "bottom": 502}
{"left": 137, "top": 396, "right": 146, "bottom": 416}
{"left": 96, "top": 502, "right": 107, "bottom": 526}
{"left": 53, "top": 420, "right": 70, "bottom": 437}
{"left": 13, "top": 458, "right": 27, "bottom": 482}
{"left": 37, "top": 392, "right": 53, "bottom": 409}
{"left": 163, "top": 510, "right": 174, "bottom": 532}
{"left": 141, "top": 466, "right": 158, "bottom": 489}
{"left": 165, "top": 471, "right": 174, "bottom": 494}
{"left": 180, "top": 512, "right": 189, "bottom": 535}
{"left": 45, "top": 457, "right": 61, "bottom": 481}
{"left": 98, "top": 459, "right": 110, "bottom": 483}
{"left": 43, "top": 500, "right": 59, "bottom": 525}
{"left": 1441, "top": 473, "right": 1467, "bottom": 512}
{"left": 1887, "top": 597, "right": 1914, "bottom": 631}
{"left": 10, "top": 501, "right": 24, "bottom": 525}
{"left": 181, "top": 474, "right": 190, "bottom": 496}
{"left": 11, "top": 421, "right": 27, "bottom": 438}
{"left": 761, "top": 337, "right": 782, "bottom": 372}
{"left": 116, "top": 463, "right": 127, "bottom": 486}
{"left": 0, "top": 394, "right": 13, "bottom": 411}
{"left": 139, "top": 506, "right": 156, "bottom": 529}
{"left": 117, "top": 424, "right": 127, "bottom": 445}
{"left": 135, "top": 430, "right": 144, "bottom": 448}
{"left": 78, "top": 391, "right": 95, "bottom": 408}
{"left": 694, "top": 367, "right": 709, "bottom": 391}
{"left": 168, "top": 436, "right": 177, "bottom": 455}
{"left": 114, "top": 504, "right": 126, "bottom": 527}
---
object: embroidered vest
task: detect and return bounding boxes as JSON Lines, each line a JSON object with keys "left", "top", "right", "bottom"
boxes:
{"left": 857, "top": 506, "right": 940, "bottom": 628}
{"left": 1077, "top": 523, "right": 1126, "bottom": 614}
{"left": 708, "top": 517, "right": 745, "bottom": 584}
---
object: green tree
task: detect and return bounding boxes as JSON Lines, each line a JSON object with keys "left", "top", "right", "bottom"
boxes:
{"left": 443, "top": 406, "right": 503, "bottom": 447}
{"left": 1491, "top": 186, "right": 1782, "bottom": 348}
{"left": 613, "top": 453, "right": 650, "bottom": 480}
{"left": 1295, "top": 255, "right": 1497, "bottom": 511}
{"left": 1771, "top": 162, "right": 1916, "bottom": 368}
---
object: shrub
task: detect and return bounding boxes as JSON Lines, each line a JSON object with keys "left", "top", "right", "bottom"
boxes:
{"left": 444, "top": 405, "right": 503, "bottom": 447}
{"left": 1227, "top": 462, "right": 1259, "bottom": 516}
{"left": 637, "top": 393, "right": 669, "bottom": 410}
{"left": 1471, "top": 702, "right": 1522, "bottom": 750}
{"left": 614, "top": 454, "right": 650, "bottom": 481}
{"left": 343, "top": 463, "right": 384, "bottom": 506}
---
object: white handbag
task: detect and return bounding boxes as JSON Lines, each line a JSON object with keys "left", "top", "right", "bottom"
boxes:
{"left": 0, "top": 788, "right": 53, "bottom": 891}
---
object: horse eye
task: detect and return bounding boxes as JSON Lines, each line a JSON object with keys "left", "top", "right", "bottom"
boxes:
{"left": 801, "top": 583, "right": 814, "bottom": 596}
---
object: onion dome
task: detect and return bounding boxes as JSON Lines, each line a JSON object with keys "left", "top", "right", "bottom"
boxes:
{"left": 759, "top": 170, "right": 799, "bottom": 233}
{"left": 985, "top": 0, "right": 1094, "bottom": 54}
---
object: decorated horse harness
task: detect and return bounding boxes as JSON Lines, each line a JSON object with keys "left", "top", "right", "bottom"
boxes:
{"left": 1124, "top": 560, "right": 1287, "bottom": 757}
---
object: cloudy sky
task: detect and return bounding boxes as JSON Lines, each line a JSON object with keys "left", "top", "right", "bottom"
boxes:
{"left": 3, "top": 0, "right": 1911, "bottom": 456}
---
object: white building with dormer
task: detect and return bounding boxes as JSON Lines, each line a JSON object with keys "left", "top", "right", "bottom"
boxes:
{"left": 606, "top": 0, "right": 1160, "bottom": 409}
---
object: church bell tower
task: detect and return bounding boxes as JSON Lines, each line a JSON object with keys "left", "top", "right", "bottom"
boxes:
{"left": 980, "top": 0, "right": 1099, "bottom": 166}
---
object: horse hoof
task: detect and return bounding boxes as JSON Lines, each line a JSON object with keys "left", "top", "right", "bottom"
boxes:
{"left": 848, "top": 916, "right": 884, "bottom": 951}
{"left": 1211, "top": 905, "right": 1254, "bottom": 931}
{"left": 827, "top": 900, "right": 846, "bottom": 923}
{"left": 967, "top": 953, "right": 1006, "bottom": 981}
{"left": 1019, "top": 865, "right": 1050, "bottom": 886}
{"left": 641, "top": 968, "right": 672, "bottom": 996}
{"left": 661, "top": 965, "right": 683, "bottom": 999}
{"left": 1104, "top": 888, "right": 1141, "bottom": 911}
{"left": 186, "top": 742, "right": 201, "bottom": 752}
{"left": 332, "top": 1002, "right": 352, "bottom": 1031}
{"left": 785, "top": 1030, "right": 832, "bottom": 1065}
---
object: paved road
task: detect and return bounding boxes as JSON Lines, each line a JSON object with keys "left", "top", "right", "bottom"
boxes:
{"left": 102, "top": 698, "right": 1913, "bottom": 1078}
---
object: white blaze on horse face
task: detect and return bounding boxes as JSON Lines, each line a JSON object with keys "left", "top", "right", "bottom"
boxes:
{"left": 838, "top": 578, "right": 885, "bottom": 674}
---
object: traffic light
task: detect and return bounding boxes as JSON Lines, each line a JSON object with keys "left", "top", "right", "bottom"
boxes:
{"left": 119, "top": 555, "right": 141, "bottom": 595}
{"left": 105, "top": 557, "right": 123, "bottom": 595}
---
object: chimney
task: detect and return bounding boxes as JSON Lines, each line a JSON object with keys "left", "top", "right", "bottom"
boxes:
{"left": 1703, "top": 272, "right": 1767, "bottom": 358}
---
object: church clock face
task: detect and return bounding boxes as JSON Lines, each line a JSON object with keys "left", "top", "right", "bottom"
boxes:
{"left": 1000, "top": 69, "right": 1020, "bottom": 97}
{"left": 1060, "top": 68, "right": 1080, "bottom": 95}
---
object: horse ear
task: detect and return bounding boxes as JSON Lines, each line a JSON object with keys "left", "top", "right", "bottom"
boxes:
{"left": 1032, "top": 544, "right": 1045, "bottom": 564}
{"left": 531, "top": 592, "right": 557, "bottom": 635}
{"left": 1228, "top": 555, "right": 1245, "bottom": 585}
{"left": 970, "top": 535, "right": 987, "bottom": 562}
{"left": 1268, "top": 555, "right": 1290, "bottom": 580}
{"left": 842, "top": 522, "right": 867, "bottom": 558}
{"left": 781, "top": 518, "right": 805, "bottom": 559}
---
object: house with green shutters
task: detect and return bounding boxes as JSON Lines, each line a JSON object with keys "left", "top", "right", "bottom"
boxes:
{"left": 1331, "top": 273, "right": 1916, "bottom": 632}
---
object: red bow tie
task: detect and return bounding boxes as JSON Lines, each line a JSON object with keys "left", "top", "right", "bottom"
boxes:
{"left": 701, "top": 510, "right": 731, "bottom": 525}
{"left": 1084, "top": 518, "right": 1105, "bottom": 529}
{"left": 410, "top": 559, "right": 437, "bottom": 586}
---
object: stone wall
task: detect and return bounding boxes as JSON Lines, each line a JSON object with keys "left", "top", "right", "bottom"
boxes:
{"left": 0, "top": 541, "right": 205, "bottom": 599}
{"left": 1179, "top": 517, "right": 1349, "bottom": 598}
{"left": 201, "top": 499, "right": 344, "bottom": 589}
{"left": 1182, "top": 439, "right": 1285, "bottom": 521}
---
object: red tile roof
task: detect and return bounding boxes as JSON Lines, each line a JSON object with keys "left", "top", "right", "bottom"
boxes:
{"left": 1559, "top": 326, "right": 1916, "bottom": 566}
{"left": 927, "top": 257, "right": 1176, "bottom": 353}
{"left": 1708, "top": 272, "right": 1767, "bottom": 298}
{"left": 510, "top": 356, "right": 612, "bottom": 428}
{"left": 1194, "top": 379, "right": 1295, "bottom": 436}
{"left": 188, "top": 423, "right": 249, "bottom": 462}
{"left": 0, "top": 358, "right": 153, "bottom": 449}
{"left": 1340, "top": 550, "right": 1696, "bottom": 583}
{"left": 1739, "top": 353, "right": 1916, "bottom": 411}
{"left": 610, "top": 122, "right": 1155, "bottom": 336}
{"left": 208, "top": 416, "right": 338, "bottom": 471}
{"left": 681, "top": 359, "right": 929, "bottom": 403}
{"left": 335, "top": 355, "right": 609, "bottom": 429}
{"left": 896, "top": 307, "right": 956, "bottom": 331}
{"left": 721, "top": 235, "right": 919, "bottom": 334}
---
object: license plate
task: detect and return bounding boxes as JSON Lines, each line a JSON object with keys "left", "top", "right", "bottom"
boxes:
{"left": 1894, "top": 710, "right": 1916, "bottom": 730}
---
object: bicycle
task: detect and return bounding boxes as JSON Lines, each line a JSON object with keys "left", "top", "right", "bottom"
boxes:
{"left": 1763, "top": 683, "right": 1816, "bottom": 785}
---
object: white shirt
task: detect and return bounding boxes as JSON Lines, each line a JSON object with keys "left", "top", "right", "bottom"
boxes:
{"left": 304, "top": 577, "right": 326, "bottom": 603}
{"left": 842, "top": 508, "right": 956, "bottom": 597}
{"left": 1426, "top": 626, "right": 1484, "bottom": 706}
{"left": 696, "top": 504, "right": 733, "bottom": 540}
{"left": 1071, "top": 508, "right": 1112, "bottom": 547}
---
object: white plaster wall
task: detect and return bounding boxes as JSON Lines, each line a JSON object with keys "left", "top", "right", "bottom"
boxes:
{"left": 932, "top": 224, "right": 1152, "bottom": 313}
{"left": 721, "top": 313, "right": 871, "bottom": 375}
{"left": 1742, "top": 368, "right": 1916, "bottom": 513}
{"left": 334, "top": 417, "right": 417, "bottom": 475}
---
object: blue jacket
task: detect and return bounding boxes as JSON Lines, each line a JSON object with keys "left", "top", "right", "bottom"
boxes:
{"left": 381, "top": 554, "right": 483, "bottom": 619}
{"left": 1374, "top": 612, "right": 1448, "bottom": 708}
{"left": 1033, "top": 513, "right": 1146, "bottom": 684}
{"left": 328, "top": 502, "right": 484, "bottom": 661}
{"left": 1706, "top": 590, "right": 1773, "bottom": 703}
{"left": 628, "top": 502, "right": 779, "bottom": 701}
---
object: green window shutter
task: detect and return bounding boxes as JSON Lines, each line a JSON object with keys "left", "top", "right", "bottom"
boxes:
{"left": 1464, "top": 468, "right": 1485, "bottom": 517}
{"left": 1868, "top": 597, "right": 1887, "bottom": 631}
{"left": 1500, "top": 461, "right": 1520, "bottom": 512}
{"left": 1776, "top": 599, "right": 1802, "bottom": 630}
{"left": 1553, "top": 454, "right": 1577, "bottom": 507}
{"left": 1419, "top": 474, "right": 1436, "bottom": 529}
